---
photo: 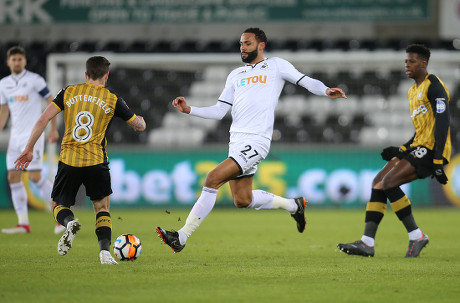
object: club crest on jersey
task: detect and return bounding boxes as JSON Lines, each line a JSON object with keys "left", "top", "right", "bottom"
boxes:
{"left": 436, "top": 98, "right": 446, "bottom": 113}
{"left": 236, "top": 75, "right": 267, "bottom": 87}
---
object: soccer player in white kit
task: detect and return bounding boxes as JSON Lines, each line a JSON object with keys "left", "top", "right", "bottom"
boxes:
{"left": 156, "top": 28, "right": 347, "bottom": 253}
{"left": 0, "top": 46, "right": 60, "bottom": 234}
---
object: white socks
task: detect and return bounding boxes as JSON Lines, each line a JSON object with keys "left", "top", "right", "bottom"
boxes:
{"left": 36, "top": 176, "right": 53, "bottom": 201}
{"left": 178, "top": 187, "right": 218, "bottom": 245}
{"left": 177, "top": 188, "right": 298, "bottom": 245}
{"left": 361, "top": 229, "right": 423, "bottom": 247}
{"left": 36, "top": 177, "right": 53, "bottom": 211}
{"left": 408, "top": 228, "right": 423, "bottom": 240}
{"left": 10, "top": 181, "right": 29, "bottom": 225}
{"left": 361, "top": 235, "right": 375, "bottom": 247}
{"left": 247, "top": 190, "right": 297, "bottom": 213}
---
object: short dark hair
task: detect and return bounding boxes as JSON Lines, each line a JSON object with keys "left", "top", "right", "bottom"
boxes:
{"left": 86, "top": 56, "right": 110, "bottom": 80}
{"left": 243, "top": 28, "right": 267, "bottom": 44}
{"left": 406, "top": 44, "right": 431, "bottom": 62}
{"left": 7, "top": 46, "right": 26, "bottom": 59}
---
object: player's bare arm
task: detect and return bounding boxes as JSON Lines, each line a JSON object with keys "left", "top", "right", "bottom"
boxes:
{"left": 172, "top": 96, "right": 191, "bottom": 114}
{"left": 14, "top": 103, "right": 60, "bottom": 170}
{"left": 128, "top": 115, "right": 146, "bottom": 132}
{"left": 0, "top": 104, "right": 9, "bottom": 132}
{"left": 46, "top": 95, "right": 60, "bottom": 143}
{"left": 326, "top": 88, "right": 347, "bottom": 99}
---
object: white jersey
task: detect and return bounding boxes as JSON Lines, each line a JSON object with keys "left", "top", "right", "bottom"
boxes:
{"left": 218, "top": 57, "right": 328, "bottom": 140}
{"left": 0, "top": 69, "right": 51, "bottom": 143}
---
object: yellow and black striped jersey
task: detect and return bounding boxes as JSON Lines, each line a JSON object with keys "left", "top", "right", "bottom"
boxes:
{"left": 408, "top": 74, "right": 451, "bottom": 163}
{"left": 52, "top": 82, "right": 136, "bottom": 167}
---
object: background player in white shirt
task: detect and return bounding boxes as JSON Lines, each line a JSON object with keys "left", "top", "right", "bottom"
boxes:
{"left": 0, "top": 46, "right": 60, "bottom": 234}
{"left": 156, "top": 28, "right": 347, "bottom": 253}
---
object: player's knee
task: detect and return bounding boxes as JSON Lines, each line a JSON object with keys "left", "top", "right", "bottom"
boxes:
{"left": 372, "top": 177, "right": 382, "bottom": 188}
{"left": 233, "top": 197, "right": 251, "bottom": 208}
{"left": 7, "top": 174, "right": 21, "bottom": 184}
{"left": 28, "top": 174, "right": 41, "bottom": 183}
{"left": 204, "top": 170, "right": 222, "bottom": 189}
{"left": 381, "top": 177, "right": 395, "bottom": 191}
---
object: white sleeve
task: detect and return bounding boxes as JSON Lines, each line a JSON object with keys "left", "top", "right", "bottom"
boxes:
{"left": 189, "top": 101, "right": 231, "bottom": 120}
{"left": 296, "top": 75, "right": 329, "bottom": 96}
{"left": 33, "top": 75, "right": 51, "bottom": 98}
{"left": 0, "top": 90, "right": 6, "bottom": 105}
{"left": 276, "top": 57, "right": 328, "bottom": 96}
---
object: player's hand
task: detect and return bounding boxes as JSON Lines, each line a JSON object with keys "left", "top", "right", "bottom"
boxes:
{"left": 129, "top": 115, "right": 146, "bottom": 132}
{"left": 326, "top": 88, "right": 347, "bottom": 99}
{"left": 14, "top": 149, "right": 33, "bottom": 171}
{"left": 48, "top": 128, "right": 60, "bottom": 143}
{"left": 381, "top": 146, "right": 400, "bottom": 161}
{"left": 172, "top": 96, "right": 191, "bottom": 114}
{"left": 136, "top": 115, "right": 146, "bottom": 131}
{"left": 432, "top": 164, "right": 448, "bottom": 184}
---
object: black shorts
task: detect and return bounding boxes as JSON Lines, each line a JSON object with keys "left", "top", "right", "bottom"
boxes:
{"left": 51, "top": 161, "right": 112, "bottom": 207}
{"left": 398, "top": 146, "right": 440, "bottom": 179}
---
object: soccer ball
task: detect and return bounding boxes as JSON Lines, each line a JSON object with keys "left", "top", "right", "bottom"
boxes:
{"left": 113, "top": 234, "right": 142, "bottom": 261}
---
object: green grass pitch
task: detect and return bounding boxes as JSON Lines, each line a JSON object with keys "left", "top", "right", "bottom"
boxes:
{"left": 0, "top": 207, "right": 459, "bottom": 303}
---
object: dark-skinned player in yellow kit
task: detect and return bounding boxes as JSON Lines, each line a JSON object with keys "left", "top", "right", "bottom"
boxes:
{"left": 338, "top": 44, "right": 450, "bottom": 258}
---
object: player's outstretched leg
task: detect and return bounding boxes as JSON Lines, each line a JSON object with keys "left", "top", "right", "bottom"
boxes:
{"left": 156, "top": 227, "right": 185, "bottom": 253}
{"left": 337, "top": 240, "right": 375, "bottom": 257}
{"left": 57, "top": 219, "right": 81, "bottom": 256}
{"left": 405, "top": 233, "right": 429, "bottom": 257}
{"left": 291, "top": 197, "right": 307, "bottom": 233}
{"left": 99, "top": 250, "right": 118, "bottom": 265}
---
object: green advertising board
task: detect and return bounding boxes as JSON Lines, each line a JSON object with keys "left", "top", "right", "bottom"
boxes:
{"left": 0, "top": 149, "right": 438, "bottom": 209}
{"left": 0, "top": 0, "right": 429, "bottom": 24}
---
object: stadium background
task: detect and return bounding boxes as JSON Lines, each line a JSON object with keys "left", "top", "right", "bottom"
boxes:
{"left": 0, "top": 0, "right": 460, "bottom": 210}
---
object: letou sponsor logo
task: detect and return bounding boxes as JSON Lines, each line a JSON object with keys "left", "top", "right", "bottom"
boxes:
{"left": 8, "top": 95, "right": 29, "bottom": 103}
{"left": 236, "top": 75, "right": 267, "bottom": 87}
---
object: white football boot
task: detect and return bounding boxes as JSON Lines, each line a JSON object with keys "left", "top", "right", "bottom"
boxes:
{"left": 100, "top": 250, "right": 118, "bottom": 265}
{"left": 2, "top": 224, "right": 31, "bottom": 234}
{"left": 57, "top": 219, "right": 81, "bottom": 256}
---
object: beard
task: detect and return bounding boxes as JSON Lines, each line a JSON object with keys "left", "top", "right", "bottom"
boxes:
{"left": 241, "top": 48, "right": 258, "bottom": 63}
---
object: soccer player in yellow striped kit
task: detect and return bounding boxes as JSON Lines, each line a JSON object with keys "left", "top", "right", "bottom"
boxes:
{"left": 15, "top": 56, "right": 146, "bottom": 264}
{"left": 338, "top": 44, "right": 450, "bottom": 257}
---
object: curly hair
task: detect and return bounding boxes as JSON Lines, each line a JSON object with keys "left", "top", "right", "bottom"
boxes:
{"left": 406, "top": 44, "right": 431, "bottom": 62}
{"left": 243, "top": 28, "right": 268, "bottom": 44}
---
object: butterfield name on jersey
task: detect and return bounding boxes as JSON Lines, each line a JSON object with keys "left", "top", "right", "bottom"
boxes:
{"left": 65, "top": 94, "right": 112, "bottom": 114}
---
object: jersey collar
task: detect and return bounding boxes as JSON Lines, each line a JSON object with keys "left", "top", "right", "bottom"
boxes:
{"left": 86, "top": 82, "right": 105, "bottom": 88}
{"left": 11, "top": 69, "right": 27, "bottom": 81}
{"left": 246, "top": 58, "right": 267, "bottom": 68}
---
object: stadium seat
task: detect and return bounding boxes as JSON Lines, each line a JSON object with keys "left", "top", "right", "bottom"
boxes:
{"left": 1, "top": 38, "right": 458, "bottom": 148}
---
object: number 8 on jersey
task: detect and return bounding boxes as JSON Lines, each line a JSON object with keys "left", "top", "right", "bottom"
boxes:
{"left": 72, "top": 111, "right": 94, "bottom": 143}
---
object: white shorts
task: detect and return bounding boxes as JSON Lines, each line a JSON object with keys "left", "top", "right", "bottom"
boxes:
{"left": 6, "top": 135, "right": 45, "bottom": 171}
{"left": 228, "top": 132, "right": 270, "bottom": 178}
